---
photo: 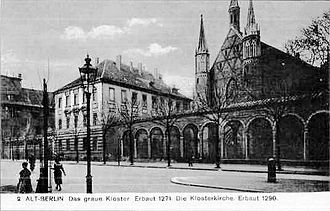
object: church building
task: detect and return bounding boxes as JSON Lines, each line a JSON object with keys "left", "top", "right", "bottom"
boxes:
{"left": 193, "top": 0, "right": 329, "bottom": 166}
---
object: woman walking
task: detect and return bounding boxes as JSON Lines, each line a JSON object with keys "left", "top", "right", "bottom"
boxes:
{"left": 52, "top": 159, "right": 66, "bottom": 191}
{"left": 17, "top": 162, "right": 33, "bottom": 193}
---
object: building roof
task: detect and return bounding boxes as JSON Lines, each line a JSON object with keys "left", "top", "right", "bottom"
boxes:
{"left": 1, "top": 75, "right": 54, "bottom": 108}
{"left": 56, "top": 59, "right": 191, "bottom": 101}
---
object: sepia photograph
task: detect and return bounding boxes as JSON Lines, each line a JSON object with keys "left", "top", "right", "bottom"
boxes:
{"left": 0, "top": 0, "right": 329, "bottom": 210}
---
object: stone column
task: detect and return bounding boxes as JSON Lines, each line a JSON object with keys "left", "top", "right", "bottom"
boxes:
{"left": 219, "top": 129, "right": 224, "bottom": 159}
{"left": 180, "top": 136, "right": 184, "bottom": 158}
{"left": 303, "top": 127, "right": 308, "bottom": 161}
{"left": 120, "top": 139, "right": 123, "bottom": 157}
{"left": 198, "top": 131, "right": 204, "bottom": 159}
{"left": 163, "top": 137, "right": 167, "bottom": 156}
{"left": 134, "top": 138, "right": 137, "bottom": 158}
{"left": 243, "top": 129, "right": 248, "bottom": 159}
{"left": 148, "top": 137, "right": 151, "bottom": 159}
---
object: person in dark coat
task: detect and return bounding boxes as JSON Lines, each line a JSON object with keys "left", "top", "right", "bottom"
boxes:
{"left": 28, "top": 154, "right": 36, "bottom": 171}
{"left": 17, "top": 162, "right": 33, "bottom": 193}
{"left": 52, "top": 159, "right": 66, "bottom": 191}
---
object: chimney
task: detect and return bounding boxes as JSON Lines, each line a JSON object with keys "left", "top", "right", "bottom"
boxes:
{"left": 116, "top": 55, "right": 122, "bottom": 70}
{"left": 138, "top": 63, "right": 142, "bottom": 75}
{"left": 18, "top": 73, "right": 22, "bottom": 79}
{"left": 172, "top": 85, "right": 179, "bottom": 94}
{"left": 130, "top": 61, "right": 134, "bottom": 72}
{"left": 95, "top": 57, "right": 99, "bottom": 65}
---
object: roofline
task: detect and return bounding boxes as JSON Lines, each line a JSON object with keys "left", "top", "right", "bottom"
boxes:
{"left": 54, "top": 77, "right": 192, "bottom": 101}
{"left": 1, "top": 100, "right": 55, "bottom": 110}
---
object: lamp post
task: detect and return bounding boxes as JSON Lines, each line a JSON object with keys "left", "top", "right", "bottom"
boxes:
{"left": 79, "top": 54, "right": 97, "bottom": 194}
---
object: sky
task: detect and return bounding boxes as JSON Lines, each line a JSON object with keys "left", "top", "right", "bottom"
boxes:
{"left": 1, "top": 0, "right": 329, "bottom": 97}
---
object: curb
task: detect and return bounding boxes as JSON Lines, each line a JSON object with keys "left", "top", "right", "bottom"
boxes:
{"left": 170, "top": 177, "right": 263, "bottom": 193}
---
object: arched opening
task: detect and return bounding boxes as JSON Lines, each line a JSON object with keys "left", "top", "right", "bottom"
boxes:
{"left": 135, "top": 129, "right": 148, "bottom": 159}
{"left": 105, "top": 127, "right": 121, "bottom": 161}
{"left": 150, "top": 127, "right": 164, "bottom": 160}
{"left": 307, "top": 112, "right": 329, "bottom": 160}
{"left": 165, "top": 126, "right": 181, "bottom": 161}
{"left": 247, "top": 118, "right": 273, "bottom": 159}
{"left": 183, "top": 124, "right": 199, "bottom": 160}
{"left": 223, "top": 121, "right": 244, "bottom": 159}
{"left": 202, "top": 123, "right": 218, "bottom": 162}
{"left": 122, "top": 131, "right": 130, "bottom": 158}
{"left": 278, "top": 115, "right": 304, "bottom": 160}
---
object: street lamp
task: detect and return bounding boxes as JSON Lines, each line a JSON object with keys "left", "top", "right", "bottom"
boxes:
{"left": 79, "top": 54, "right": 98, "bottom": 193}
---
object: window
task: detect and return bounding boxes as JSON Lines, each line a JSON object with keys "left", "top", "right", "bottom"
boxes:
{"left": 65, "top": 95, "right": 70, "bottom": 107}
{"left": 83, "top": 114, "right": 87, "bottom": 127}
{"left": 58, "top": 119, "right": 62, "bottom": 129}
{"left": 196, "top": 78, "right": 199, "bottom": 84}
{"left": 58, "top": 140, "right": 62, "bottom": 152}
{"left": 83, "top": 138, "right": 87, "bottom": 151}
{"left": 142, "top": 94, "right": 147, "bottom": 108}
{"left": 183, "top": 102, "right": 189, "bottom": 110}
{"left": 152, "top": 96, "right": 157, "bottom": 109}
{"left": 66, "top": 117, "right": 70, "bottom": 129}
{"left": 93, "top": 113, "right": 98, "bottom": 126}
{"left": 73, "top": 93, "right": 78, "bottom": 105}
{"left": 83, "top": 93, "right": 86, "bottom": 103}
{"left": 92, "top": 88, "right": 97, "bottom": 101}
{"left": 109, "top": 88, "right": 115, "bottom": 102}
{"left": 66, "top": 139, "right": 70, "bottom": 151}
{"left": 176, "top": 101, "right": 181, "bottom": 112}
{"left": 132, "top": 92, "right": 138, "bottom": 104}
{"left": 74, "top": 115, "right": 78, "bottom": 128}
{"left": 92, "top": 138, "right": 98, "bottom": 151}
{"left": 58, "top": 97, "right": 62, "bottom": 108}
{"left": 121, "top": 90, "right": 127, "bottom": 103}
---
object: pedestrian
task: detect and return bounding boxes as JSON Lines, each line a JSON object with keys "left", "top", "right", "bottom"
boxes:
{"left": 188, "top": 155, "right": 194, "bottom": 167}
{"left": 28, "top": 154, "right": 36, "bottom": 171}
{"left": 17, "top": 162, "right": 33, "bottom": 193}
{"left": 52, "top": 158, "right": 66, "bottom": 191}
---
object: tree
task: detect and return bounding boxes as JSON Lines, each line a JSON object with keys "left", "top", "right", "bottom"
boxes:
{"left": 196, "top": 76, "right": 236, "bottom": 168}
{"left": 100, "top": 107, "right": 120, "bottom": 164}
{"left": 118, "top": 96, "right": 140, "bottom": 165}
{"left": 285, "top": 10, "right": 330, "bottom": 66}
{"left": 72, "top": 113, "right": 84, "bottom": 163}
{"left": 151, "top": 96, "right": 181, "bottom": 167}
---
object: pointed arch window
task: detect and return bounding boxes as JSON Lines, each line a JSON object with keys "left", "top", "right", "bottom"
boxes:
{"left": 252, "top": 40, "right": 256, "bottom": 57}
{"left": 246, "top": 42, "right": 250, "bottom": 58}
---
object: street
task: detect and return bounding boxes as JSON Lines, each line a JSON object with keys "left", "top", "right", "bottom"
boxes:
{"left": 0, "top": 160, "right": 236, "bottom": 193}
{"left": 2, "top": 160, "right": 329, "bottom": 193}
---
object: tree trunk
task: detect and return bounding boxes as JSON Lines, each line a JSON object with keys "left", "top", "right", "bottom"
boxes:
{"left": 275, "top": 121, "right": 282, "bottom": 170}
{"left": 129, "top": 126, "right": 134, "bottom": 165}
{"left": 167, "top": 124, "right": 171, "bottom": 167}
{"left": 215, "top": 124, "right": 220, "bottom": 168}
{"left": 102, "top": 131, "right": 106, "bottom": 164}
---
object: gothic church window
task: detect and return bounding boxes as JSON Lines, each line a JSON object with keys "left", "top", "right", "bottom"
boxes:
{"left": 246, "top": 42, "right": 250, "bottom": 58}
{"left": 252, "top": 40, "right": 256, "bottom": 57}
